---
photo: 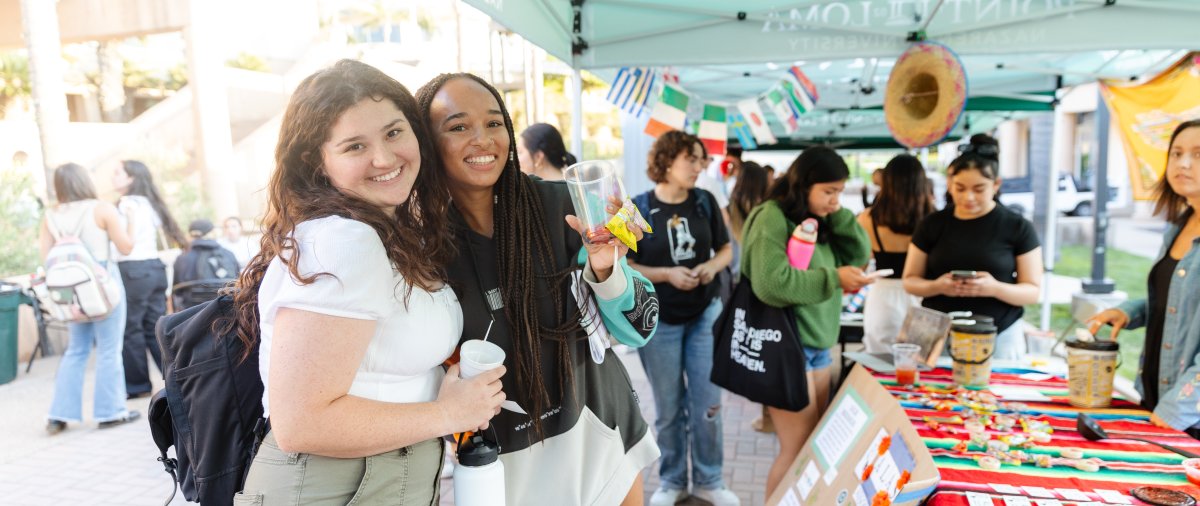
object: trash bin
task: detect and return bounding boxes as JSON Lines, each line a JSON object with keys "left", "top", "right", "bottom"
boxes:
{"left": 0, "top": 282, "right": 25, "bottom": 385}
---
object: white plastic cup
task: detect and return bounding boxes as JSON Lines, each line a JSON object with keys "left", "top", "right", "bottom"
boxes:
{"left": 892, "top": 343, "right": 922, "bottom": 387}
{"left": 562, "top": 160, "right": 624, "bottom": 244}
{"left": 459, "top": 340, "right": 505, "bottom": 379}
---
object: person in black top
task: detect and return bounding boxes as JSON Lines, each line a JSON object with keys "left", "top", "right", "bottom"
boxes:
{"left": 857, "top": 154, "right": 936, "bottom": 353}
{"left": 170, "top": 219, "right": 239, "bottom": 311}
{"left": 627, "top": 131, "right": 737, "bottom": 506}
{"left": 416, "top": 73, "right": 661, "bottom": 505}
{"left": 1087, "top": 120, "right": 1200, "bottom": 437}
{"left": 903, "top": 152, "right": 1042, "bottom": 360}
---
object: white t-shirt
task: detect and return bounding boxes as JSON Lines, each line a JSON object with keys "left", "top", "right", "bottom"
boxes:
{"left": 217, "top": 236, "right": 258, "bottom": 269}
{"left": 256, "top": 216, "right": 461, "bottom": 417}
{"left": 114, "top": 195, "right": 163, "bottom": 262}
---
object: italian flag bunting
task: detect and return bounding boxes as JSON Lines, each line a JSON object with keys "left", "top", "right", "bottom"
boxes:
{"left": 644, "top": 83, "right": 690, "bottom": 138}
{"left": 698, "top": 104, "right": 727, "bottom": 156}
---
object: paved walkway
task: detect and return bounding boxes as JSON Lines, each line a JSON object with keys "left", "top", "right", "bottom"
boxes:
{"left": 0, "top": 346, "right": 780, "bottom": 505}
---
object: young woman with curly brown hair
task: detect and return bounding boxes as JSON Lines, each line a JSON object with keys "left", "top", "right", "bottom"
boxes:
{"left": 229, "top": 60, "right": 505, "bottom": 504}
{"left": 417, "top": 73, "right": 661, "bottom": 506}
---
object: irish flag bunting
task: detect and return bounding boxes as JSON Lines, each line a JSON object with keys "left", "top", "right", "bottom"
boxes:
{"left": 644, "top": 83, "right": 689, "bottom": 137}
{"left": 727, "top": 110, "right": 757, "bottom": 150}
{"left": 765, "top": 89, "right": 799, "bottom": 135}
{"left": 698, "top": 104, "right": 727, "bottom": 156}
{"left": 736, "top": 99, "right": 777, "bottom": 145}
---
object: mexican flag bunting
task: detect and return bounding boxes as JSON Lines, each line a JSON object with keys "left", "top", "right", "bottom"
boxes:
{"left": 698, "top": 104, "right": 727, "bottom": 156}
{"left": 736, "top": 99, "right": 777, "bottom": 145}
{"left": 727, "top": 110, "right": 758, "bottom": 150}
{"left": 765, "top": 88, "right": 799, "bottom": 135}
{"left": 644, "top": 83, "right": 690, "bottom": 137}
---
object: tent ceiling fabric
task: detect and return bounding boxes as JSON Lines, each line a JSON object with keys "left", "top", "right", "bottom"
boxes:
{"left": 465, "top": 0, "right": 1192, "bottom": 145}
{"left": 466, "top": 0, "right": 1199, "bottom": 68}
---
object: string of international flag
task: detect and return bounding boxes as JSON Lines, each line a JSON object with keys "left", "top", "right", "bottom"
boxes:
{"left": 605, "top": 65, "right": 820, "bottom": 155}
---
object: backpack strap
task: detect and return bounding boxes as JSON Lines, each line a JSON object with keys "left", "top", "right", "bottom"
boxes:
{"left": 692, "top": 188, "right": 713, "bottom": 221}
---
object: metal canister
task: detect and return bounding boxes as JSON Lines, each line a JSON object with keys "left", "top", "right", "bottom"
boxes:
{"left": 949, "top": 319, "right": 997, "bottom": 389}
{"left": 1066, "top": 339, "right": 1120, "bottom": 408}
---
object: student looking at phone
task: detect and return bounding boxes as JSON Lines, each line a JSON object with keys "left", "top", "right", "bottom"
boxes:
{"left": 901, "top": 152, "right": 1042, "bottom": 360}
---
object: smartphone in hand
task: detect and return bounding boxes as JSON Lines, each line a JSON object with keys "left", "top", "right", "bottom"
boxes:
{"left": 950, "top": 270, "right": 978, "bottom": 280}
{"left": 865, "top": 269, "right": 894, "bottom": 280}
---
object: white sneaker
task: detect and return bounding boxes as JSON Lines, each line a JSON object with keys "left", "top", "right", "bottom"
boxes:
{"left": 694, "top": 486, "right": 741, "bottom": 506}
{"left": 649, "top": 486, "right": 689, "bottom": 506}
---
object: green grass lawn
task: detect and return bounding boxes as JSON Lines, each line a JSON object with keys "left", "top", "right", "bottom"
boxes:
{"left": 1023, "top": 244, "right": 1152, "bottom": 380}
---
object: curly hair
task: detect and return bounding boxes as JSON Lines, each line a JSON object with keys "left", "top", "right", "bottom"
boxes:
{"left": 647, "top": 130, "right": 705, "bottom": 183}
{"left": 416, "top": 73, "right": 584, "bottom": 440}
{"left": 869, "top": 154, "right": 935, "bottom": 235}
{"left": 225, "top": 59, "right": 454, "bottom": 358}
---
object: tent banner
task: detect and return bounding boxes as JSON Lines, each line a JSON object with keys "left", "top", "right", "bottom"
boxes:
{"left": 644, "top": 82, "right": 690, "bottom": 138}
{"left": 1102, "top": 53, "right": 1200, "bottom": 201}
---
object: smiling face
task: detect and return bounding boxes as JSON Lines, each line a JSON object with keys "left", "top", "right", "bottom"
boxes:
{"left": 949, "top": 167, "right": 1000, "bottom": 219}
{"left": 1167, "top": 126, "right": 1200, "bottom": 201}
{"left": 807, "top": 180, "right": 845, "bottom": 217}
{"left": 319, "top": 97, "right": 421, "bottom": 218}
{"left": 428, "top": 78, "right": 511, "bottom": 194}
{"left": 663, "top": 142, "right": 706, "bottom": 191}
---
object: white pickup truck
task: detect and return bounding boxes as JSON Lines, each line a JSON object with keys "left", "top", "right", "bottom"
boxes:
{"left": 999, "top": 174, "right": 1104, "bottom": 217}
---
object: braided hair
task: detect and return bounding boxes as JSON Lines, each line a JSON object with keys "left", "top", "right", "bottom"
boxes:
{"left": 416, "top": 73, "right": 585, "bottom": 439}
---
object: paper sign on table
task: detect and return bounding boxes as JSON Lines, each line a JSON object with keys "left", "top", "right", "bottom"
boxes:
{"left": 1093, "top": 489, "right": 1132, "bottom": 504}
{"left": 813, "top": 391, "right": 870, "bottom": 468}
{"left": 1054, "top": 489, "right": 1091, "bottom": 501}
{"left": 965, "top": 492, "right": 995, "bottom": 506}
{"left": 1002, "top": 496, "right": 1032, "bottom": 506}
{"left": 988, "top": 386, "right": 1051, "bottom": 402}
{"left": 989, "top": 484, "right": 1022, "bottom": 495}
{"left": 1021, "top": 486, "right": 1056, "bottom": 498}
{"left": 1034, "top": 500, "right": 1062, "bottom": 506}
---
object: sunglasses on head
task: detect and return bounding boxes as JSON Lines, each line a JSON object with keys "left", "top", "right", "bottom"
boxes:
{"left": 958, "top": 143, "right": 999, "bottom": 156}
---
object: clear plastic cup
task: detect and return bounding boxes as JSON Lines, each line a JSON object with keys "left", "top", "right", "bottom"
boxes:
{"left": 562, "top": 160, "right": 624, "bottom": 244}
{"left": 892, "top": 343, "right": 923, "bottom": 387}
{"left": 459, "top": 340, "right": 505, "bottom": 379}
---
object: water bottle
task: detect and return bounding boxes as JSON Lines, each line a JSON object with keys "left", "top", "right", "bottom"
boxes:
{"left": 453, "top": 435, "right": 505, "bottom": 505}
{"left": 787, "top": 218, "right": 819, "bottom": 270}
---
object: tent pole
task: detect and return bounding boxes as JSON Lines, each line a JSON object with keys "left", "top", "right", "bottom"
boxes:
{"left": 1043, "top": 103, "right": 1072, "bottom": 331}
{"left": 571, "top": 66, "right": 584, "bottom": 161}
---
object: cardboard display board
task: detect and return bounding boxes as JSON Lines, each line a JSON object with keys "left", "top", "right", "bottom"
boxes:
{"left": 767, "top": 365, "right": 940, "bottom": 506}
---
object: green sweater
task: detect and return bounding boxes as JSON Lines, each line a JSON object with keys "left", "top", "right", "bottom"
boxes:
{"left": 740, "top": 202, "right": 870, "bottom": 350}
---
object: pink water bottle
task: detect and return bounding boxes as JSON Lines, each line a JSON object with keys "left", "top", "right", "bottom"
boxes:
{"left": 787, "top": 218, "right": 819, "bottom": 270}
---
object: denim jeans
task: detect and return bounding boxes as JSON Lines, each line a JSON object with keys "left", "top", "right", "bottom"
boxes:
{"left": 48, "top": 265, "right": 130, "bottom": 423}
{"left": 119, "top": 259, "right": 167, "bottom": 395}
{"left": 637, "top": 297, "right": 726, "bottom": 490}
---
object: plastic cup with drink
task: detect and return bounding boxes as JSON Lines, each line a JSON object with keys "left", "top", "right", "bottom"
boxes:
{"left": 563, "top": 160, "right": 624, "bottom": 245}
{"left": 892, "top": 343, "right": 922, "bottom": 387}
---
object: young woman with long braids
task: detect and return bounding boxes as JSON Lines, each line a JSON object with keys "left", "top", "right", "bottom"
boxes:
{"left": 228, "top": 60, "right": 504, "bottom": 504}
{"left": 417, "top": 73, "right": 660, "bottom": 505}
{"left": 110, "top": 160, "right": 187, "bottom": 398}
{"left": 857, "top": 154, "right": 935, "bottom": 353}
{"left": 740, "top": 146, "right": 872, "bottom": 498}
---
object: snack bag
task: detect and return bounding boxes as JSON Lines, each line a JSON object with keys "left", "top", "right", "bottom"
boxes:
{"left": 604, "top": 199, "right": 653, "bottom": 252}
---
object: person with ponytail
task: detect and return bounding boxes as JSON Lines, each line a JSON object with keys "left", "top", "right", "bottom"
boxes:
{"left": 740, "top": 146, "right": 872, "bottom": 498}
{"left": 517, "top": 122, "right": 577, "bottom": 181}
{"left": 229, "top": 60, "right": 504, "bottom": 504}
{"left": 417, "top": 73, "right": 660, "bottom": 506}
{"left": 110, "top": 159, "right": 186, "bottom": 398}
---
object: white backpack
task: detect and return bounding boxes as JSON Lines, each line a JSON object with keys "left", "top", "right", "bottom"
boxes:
{"left": 43, "top": 207, "right": 122, "bottom": 322}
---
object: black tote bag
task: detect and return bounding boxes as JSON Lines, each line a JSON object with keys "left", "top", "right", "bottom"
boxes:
{"left": 710, "top": 275, "right": 810, "bottom": 411}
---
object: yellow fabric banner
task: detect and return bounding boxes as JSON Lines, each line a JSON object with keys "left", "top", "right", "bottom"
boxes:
{"left": 1102, "top": 53, "right": 1200, "bottom": 200}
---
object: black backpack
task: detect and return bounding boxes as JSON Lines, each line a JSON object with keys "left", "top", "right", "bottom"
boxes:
{"left": 194, "top": 247, "right": 238, "bottom": 281}
{"left": 149, "top": 294, "right": 267, "bottom": 505}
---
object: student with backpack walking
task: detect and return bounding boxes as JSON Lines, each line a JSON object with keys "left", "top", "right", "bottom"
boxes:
{"left": 111, "top": 160, "right": 187, "bottom": 399}
{"left": 226, "top": 60, "right": 505, "bottom": 504}
{"left": 171, "top": 219, "right": 239, "bottom": 311}
{"left": 40, "top": 163, "right": 141, "bottom": 434}
{"left": 627, "top": 131, "right": 738, "bottom": 506}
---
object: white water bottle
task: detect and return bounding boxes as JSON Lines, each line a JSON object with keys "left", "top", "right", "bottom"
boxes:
{"left": 453, "top": 435, "right": 505, "bottom": 506}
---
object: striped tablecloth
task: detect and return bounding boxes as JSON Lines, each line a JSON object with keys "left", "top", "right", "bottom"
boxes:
{"left": 872, "top": 367, "right": 1200, "bottom": 506}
